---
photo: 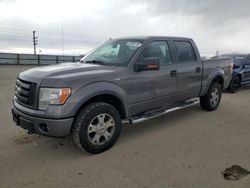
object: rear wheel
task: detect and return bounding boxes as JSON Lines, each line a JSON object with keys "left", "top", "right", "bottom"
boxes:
{"left": 228, "top": 76, "right": 240, "bottom": 93}
{"left": 72, "top": 102, "right": 122, "bottom": 154}
{"left": 200, "top": 82, "right": 222, "bottom": 111}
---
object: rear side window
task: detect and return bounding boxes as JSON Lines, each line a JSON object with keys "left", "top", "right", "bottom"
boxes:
{"left": 174, "top": 41, "right": 196, "bottom": 62}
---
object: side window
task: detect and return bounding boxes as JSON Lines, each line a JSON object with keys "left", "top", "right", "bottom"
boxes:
{"left": 174, "top": 41, "right": 196, "bottom": 62}
{"left": 139, "top": 41, "right": 172, "bottom": 65}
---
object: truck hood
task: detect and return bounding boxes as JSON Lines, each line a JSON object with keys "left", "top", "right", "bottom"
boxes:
{"left": 19, "top": 62, "right": 117, "bottom": 83}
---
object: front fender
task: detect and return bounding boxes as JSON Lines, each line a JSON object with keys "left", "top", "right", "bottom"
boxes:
{"left": 70, "top": 81, "right": 128, "bottom": 117}
{"left": 232, "top": 69, "right": 242, "bottom": 77}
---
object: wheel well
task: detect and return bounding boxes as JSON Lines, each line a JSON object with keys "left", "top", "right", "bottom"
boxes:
{"left": 212, "top": 75, "right": 224, "bottom": 89}
{"left": 80, "top": 94, "right": 126, "bottom": 119}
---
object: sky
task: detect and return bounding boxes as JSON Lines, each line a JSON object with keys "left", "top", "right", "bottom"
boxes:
{"left": 0, "top": 0, "right": 250, "bottom": 57}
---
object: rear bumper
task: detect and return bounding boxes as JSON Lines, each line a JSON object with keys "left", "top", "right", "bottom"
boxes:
{"left": 12, "top": 107, "right": 74, "bottom": 137}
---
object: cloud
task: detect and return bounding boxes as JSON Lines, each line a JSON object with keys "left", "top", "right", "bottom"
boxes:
{"left": 134, "top": 0, "right": 250, "bottom": 22}
{"left": 0, "top": 0, "right": 250, "bottom": 56}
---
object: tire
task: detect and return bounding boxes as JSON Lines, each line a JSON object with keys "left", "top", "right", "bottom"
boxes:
{"left": 200, "top": 82, "right": 222, "bottom": 111}
{"left": 72, "top": 102, "right": 122, "bottom": 154}
{"left": 228, "top": 76, "right": 240, "bottom": 93}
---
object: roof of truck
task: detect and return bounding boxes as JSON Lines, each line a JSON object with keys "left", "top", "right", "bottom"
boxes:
{"left": 113, "top": 36, "right": 193, "bottom": 41}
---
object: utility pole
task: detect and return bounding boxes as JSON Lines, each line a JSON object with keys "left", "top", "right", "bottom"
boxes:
{"left": 61, "top": 25, "right": 65, "bottom": 58}
{"left": 216, "top": 50, "right": 220, "bottom": 57}
{"left": 32, "top": 31, "right": 38, "bottom": 55}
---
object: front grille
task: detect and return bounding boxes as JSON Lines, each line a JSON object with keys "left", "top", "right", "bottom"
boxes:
{"left": 15, "top": 78, "right": 37, "bottom": 108}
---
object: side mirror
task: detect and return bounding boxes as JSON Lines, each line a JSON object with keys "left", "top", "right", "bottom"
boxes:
{"left": 135, "top": 58, "right": 160, "bottom": 72}
{"left": 233, "top": 64, "right": 240, "bottom": 69}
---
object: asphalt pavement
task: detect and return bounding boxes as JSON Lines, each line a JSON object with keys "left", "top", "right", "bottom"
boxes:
{"left": 1, "top": 65, "right": 250, "bottom": 188}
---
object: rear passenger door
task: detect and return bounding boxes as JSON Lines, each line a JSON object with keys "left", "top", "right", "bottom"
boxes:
{"left": 172, "top": 40, "right": 202, "bottom": 102}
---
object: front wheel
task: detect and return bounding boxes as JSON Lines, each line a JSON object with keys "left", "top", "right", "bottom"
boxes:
{"left": 228, "top": 76, "right": 240, "bottom": 93}
{"left": 72, "top": 102, "right": 122, "bottom": 154}
{"left": 200, "top": 83, "right": 222, "bottom": 111}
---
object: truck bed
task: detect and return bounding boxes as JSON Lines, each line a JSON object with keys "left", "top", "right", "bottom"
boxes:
{"left": 201, "top": 58, "right": 233, "bottom": 95}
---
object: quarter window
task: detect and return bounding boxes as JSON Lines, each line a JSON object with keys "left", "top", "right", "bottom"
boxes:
{"left": 174, "top": 41, "right": 196, "bottom": 62}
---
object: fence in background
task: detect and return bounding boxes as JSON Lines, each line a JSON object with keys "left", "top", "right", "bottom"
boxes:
{"left": 0, "top": 53, "right": 82, "bottom": 65}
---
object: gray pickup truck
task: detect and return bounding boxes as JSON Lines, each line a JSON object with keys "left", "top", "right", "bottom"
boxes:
{"left": 12, "top": 36, "right": 233, "bottom": 154}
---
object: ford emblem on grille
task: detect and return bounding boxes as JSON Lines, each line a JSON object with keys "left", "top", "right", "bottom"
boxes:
{"left": 16, "top": 86, "right": 22, "bottom": 94}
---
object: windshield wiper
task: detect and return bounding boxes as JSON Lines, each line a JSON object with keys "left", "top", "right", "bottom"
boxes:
{"left": 84, "top": 60, "right": 107, "bottom": 65}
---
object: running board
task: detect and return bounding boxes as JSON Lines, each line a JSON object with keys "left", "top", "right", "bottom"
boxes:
{"left": 122, "top": 99, "right": 200, "bottom": 125}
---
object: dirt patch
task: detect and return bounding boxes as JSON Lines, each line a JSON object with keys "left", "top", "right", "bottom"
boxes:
{"left": 14, "top": 136, "right": 37, "bottom": 145}
{"left": 50, "top": 142, "right": 66, "bottom": 150}
{"left": 222, "top": 165, "right": 250, "bottom": 181}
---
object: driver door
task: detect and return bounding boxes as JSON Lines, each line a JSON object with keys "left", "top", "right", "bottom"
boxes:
{"left": 124, "top": 40, "right": 178, "bottom": 115}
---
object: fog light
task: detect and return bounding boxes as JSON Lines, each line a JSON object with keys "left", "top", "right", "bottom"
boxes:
{"left": 39, "top": 123, "right": 49, "bottom": 132}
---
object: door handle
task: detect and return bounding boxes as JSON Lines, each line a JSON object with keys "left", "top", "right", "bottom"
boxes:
{"left": 196, "top": 67, "right": 201, "bottom": 73}
{"left": 170, "top": 70, "right": 177, "bottom": 77}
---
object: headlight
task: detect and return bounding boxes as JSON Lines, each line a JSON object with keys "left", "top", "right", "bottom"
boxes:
{"left": 39, "top": 88, "right": 71, "bottom": 110}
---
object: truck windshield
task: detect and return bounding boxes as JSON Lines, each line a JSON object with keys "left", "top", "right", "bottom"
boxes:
{"left": 81, "top": 39, "right": 143, "bottom": 66}
{"left": 233, "top": 56, "right": 246, "bottom": 66}
{"left": 220, "top": 54, "right": 246, "bottom": 67}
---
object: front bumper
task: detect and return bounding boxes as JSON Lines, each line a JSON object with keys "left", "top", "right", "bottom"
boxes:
{"left": 12, "top": 107, "right": 74, "bottom": 137}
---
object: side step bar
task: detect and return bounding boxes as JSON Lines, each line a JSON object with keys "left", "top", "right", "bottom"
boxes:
{"left": 122, "top": 99, "right": 200, "bottom": 125}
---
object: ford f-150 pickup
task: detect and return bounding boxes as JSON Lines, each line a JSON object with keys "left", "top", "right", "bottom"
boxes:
{"left": 12, "top": 36, "right": 233, "bottom": 153}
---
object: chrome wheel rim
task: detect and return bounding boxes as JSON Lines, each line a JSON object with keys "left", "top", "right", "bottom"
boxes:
{"left": 210, "top": 87, "right": 220, "bottom": 107}
{"left": 87, "top": 114, "right": 115, "bottom": 146}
